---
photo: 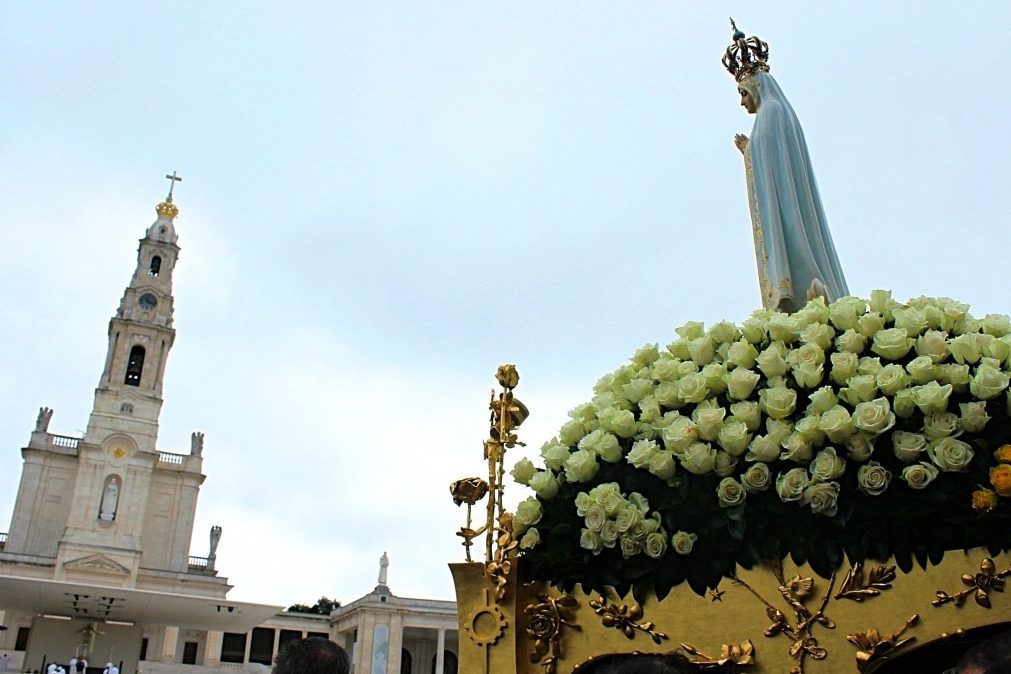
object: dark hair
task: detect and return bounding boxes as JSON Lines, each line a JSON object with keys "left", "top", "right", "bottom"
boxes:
{"left": 578, "top": 653, "right": 712, "bottom": 674}
{"left": 273, "top": 637, "right": 349, "bottom": 674}
{"left": 957, "top": 629, "right": 1011, "bottom": 673}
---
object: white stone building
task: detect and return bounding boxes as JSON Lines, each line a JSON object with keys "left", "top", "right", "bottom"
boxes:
{"left": 0, "top": 189, "right": 458, "bottom": 674}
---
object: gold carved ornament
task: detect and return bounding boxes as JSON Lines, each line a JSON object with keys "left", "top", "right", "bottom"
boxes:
{"left": 847, "top": 614, "right": 919, "bottom": 673}
{"left": 933, "top": 557, "right": 1011, "bottom": 609}
{"left": 525, "top": 594, "right": 581, "bottom": 674}
{"left": 680, "top": 640, "right": 757, "bottom": 671}
{"left": 834, "top": 562, "right": 897, "bottom": 602}
{"left": 588, "top": 595, "right": 669, "bottom": 644}
{"left": 733, "top": 564, "right": 836, "bottom": 674}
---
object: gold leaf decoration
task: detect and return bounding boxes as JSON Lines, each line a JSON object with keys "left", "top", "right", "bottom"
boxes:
{"left": 525, "top": 594, "right": 581, "bottom": 674}
{"left": 933, "top": 557, "right": 1011, "bottom": 609}
{"left": 834, "top": 562, "right": 897, "bottom": 602}
{"left": 589, "top": 595, "right": 669, "bottom": 644}
{"left": 847, "top": 614, "right": 919, "bottom": 672}
{"left": 681, "top": 639, "right": 757, "bottom": 670}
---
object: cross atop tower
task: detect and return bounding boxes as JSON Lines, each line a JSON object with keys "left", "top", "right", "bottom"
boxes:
{"left": 164, "top": 171, "right": 182, "bottom": 201}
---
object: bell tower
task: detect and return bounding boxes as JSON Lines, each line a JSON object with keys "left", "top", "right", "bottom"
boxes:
{"left": 84, "top": 174, "right": 181, "bottom": 453}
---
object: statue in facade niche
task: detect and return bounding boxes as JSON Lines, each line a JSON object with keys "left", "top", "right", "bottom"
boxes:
{"left": 725, "top": 20, "right": 849, "bottom": 313}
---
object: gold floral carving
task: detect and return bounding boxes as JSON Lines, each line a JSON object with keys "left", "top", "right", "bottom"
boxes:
{"left": 450, "top": 477, "right": 489, "bottom": 562}
{"left": 733, "top": 564, "right": 836, "bottom": 674}
{"left": 681, "top": 640, "right": 756, "bottom": 670}
{"left": 847, "top": 614, "right": 919, "bottom": 673}
{"left": 933, "top": 557, "right": 1011, "bottom": 609}
{"left": 588, "top": 596, "right": 669, "bottom": 644}
{"left": 485, "top": 512, "right": 518, "bottom": 602}
{"left": 834, "top": 562, "right": 897, "bottom": 602}
{"left": 525, "top": 594, "right": 581, "bottom": 674}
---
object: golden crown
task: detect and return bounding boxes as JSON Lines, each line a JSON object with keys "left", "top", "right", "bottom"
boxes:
{"left": 155, "top": 195, "right": 179, "bottom": 219}
{"left": 722, "top": 18, "right": 770, "bottom": 82}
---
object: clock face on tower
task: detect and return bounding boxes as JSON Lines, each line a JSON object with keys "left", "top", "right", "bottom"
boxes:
{"left": 138, "top": 293, "right": 158, "bottom": 310}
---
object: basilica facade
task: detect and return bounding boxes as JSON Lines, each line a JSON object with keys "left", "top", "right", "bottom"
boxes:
{"left": 0, "top": 190, "right": 458, "bottom": 674}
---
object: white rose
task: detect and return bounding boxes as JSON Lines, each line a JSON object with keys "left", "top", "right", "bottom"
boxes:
{"left": 688, "top": 337, "right": 715, "bottom": 367}
{"left": 541, "top": 439, "right": 572, "bottom": 471}
{"left": 730, "top": 401, "right": 762, "bottom": 431}
{"left": 574, "top": 491, "right": 593, "bottom": 516}
{"left": 620, "top": 535, "right": 643, "bottom": 559}
{"left": 647, "top": 451, "right": 678, "bottom": 480}
{"left": 680, "top": 442, "right": 717, "bottom": 475}
{"left": 759, "top": 386, "right": 798, "bottom": 420}
{"left": 856, "top": 461, "right": 892, "bottom": 496}
{"left": 876, "top": 364, "right": 910, "bottom": 396}
{"left": 632, "top": 342, "right": 661, "bottom": 368}
{"left": 620, "top": 378, "right": 653, "bottom": 406}
{"left": 872, "top": 327, "right": 915, "bottom": 360}
{"left": 982, "top": 313, "right": 1011, "bottom": 337}
{"left": 727, "top": 339, "right": 759, "bottom": 369}
{"left": 970, "top": 361, "right": 1010, "bottom": 400}
{"left": 519, "top": 527, "right": 541, "bottom": 549}
{"left": 713, "top": 450, "right": 739, "bottom": 478}
{"left": 678, "top": 372, "right": 710, "bottom": 403}
{"left": 937, "top": 363, "right": 972, "bottom": 393}
{"left": 807, "top": 386, "right": 839, "bottom": 414}
{"left": 676, "top": 320, "right": 705, "bottom": 340}
{"left": 916, "top": 330, "right": 950, "bottom": 363}
{"left": 741, "top": 318, "right": 767, "bottom": 344}
{"left": 923, "top": 412, "right": 961, "bottom": 441}
{"left": 702, "top": 362, "right": 729, "bottom": 395}
{"left": 726, "top": 367, "right": 761, "bottom": 400}
{"left": 746, "top": 434, "right": 781, "bottom": 463}
{"left": 948, "top": 333, "right": 983, "bottom": 365}
{"left": 654, "top": 381, "right": 681, "bottom": 408}
{"left": 717, "top": 420, "right": 752, "bottom": 456}
{"left": 709, "top": 320, "right": 740, "bottom": 345}
{"left": 563, "top": 449, "right": 600, "bottom": 483}
{"left": 869, "top": 290, "right": 897, "bottom": 318}
{"left": 661, "top": 415, "right": 699, "bottom": 453}
{"left": 514, "top": 496, "right": 543, "bottom": 532}
{"left": 615, "top": 505, "right": 644, "bottom": 533}
{"left": 598, "top": 407, "right": 638, "bottom": 439}
{"left": 767, "top": 419, "right": 794, "bottom": 444}
{"left": 983, "top": 336, "right": 1011, "bottom": 364}
{"left": 858, "top": 356, "right": 883, "bottom": 376}
{"left": 780, "top": 433, "right": 814, "bottom": 464}
{"left": 893, "top": 306, "right": 929, "bottom": 337}
{"left": 768, "top": 314, "right": 801, "bottom": 343}
{"left": 672, "top": 530, "right": 698, "bottom": 555}
{"left": 913, "top": 380, "right": 953, "bottom": 415}
{"left": 792, "top": 362, "right": 824, "bottom": 388}
{"left": 776, "top": 467, "right": 809, "bottom": 502}
{"left": 840, "top": 374, "right": 878, "bottom": 406}
{"left": 638, "top": 396, "right": 661, "bottom": 423}
{"left": 830, "top": 351, "right": 860, "bottom": 385}
{"left": 651, "top": 357, "right": 680, "bottom": 382}
{"left": 794, "top": 415, "right": 825, "bottom": 445}
{"left": 846, "top": 432, "right": 877, "bottom": 462}
{"left": 600, "top": 519, "right": 619, "bottom": 547}
{"left": 853, "top": 397, "right": 896, "bottom": 435}
{"left": 818, "top": 405, "right": 855, "bottom": 443}
{"left": 906, "top": 355, "right": 939, "bottom": 384}
{"left": 627, "top": 439, "right": 658, "bottom": 469}
{"left": 900, "top": 462, "right": 939, "bottom": 490}
{"left": 857, "top": 312, "right": 886, "bottom": 338}
{"left": 559, "top": 419, "right": 587, "bottom": 446}
{"left": 511, "top": 458, "right": 536, "bottom": 485}
{"left": 693, "top": 405, "right": 726, "bottom": 442}
{"left": 828, "top": 296, "right": 865, "bottom": 331}
{"left": 800, "top": 322, "right": 835, "bottom": 349}
{"left": 529, "top": 471, "right": 561, "bottom": 499}
{"left": 578, "top": 429, "right": 622, "bottom": 463}
{"left": 959, "top": 402, "right": 991, "bottom": 433}
{"left": 893, "top": 388, "right": 917, "bottom": 419}
{"left": 645, "top": 532, "right": 668, "bottom": 559}
{"left": 809, "top": 447, "right": 846, "bottom": 481}
{"left": 927, "top": 437, "right": 974, "bottom": 472}
{"left": 892, "top": 431, "right": 928, "bottom": 463}
{"left": 580, "top": 528, "right": 603, "bottom": 554}
{"left": 716, "top": 477, "right": 747, "bottom": 508}
{"left": 802, "top": 481, "right": 841, "bottom": 516}
{"left": 756, "top": 344, "right": 789, "bottom": 378}
{"left": 741, "top": 462, "right": 771, "bottom": 493}
{"left": 835, "top": 329, "right": 867, "bottom": 355}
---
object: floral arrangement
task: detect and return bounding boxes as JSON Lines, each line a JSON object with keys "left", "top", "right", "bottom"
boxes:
{"left": 511, "top": 292, "right": 1011, "bottom": 600}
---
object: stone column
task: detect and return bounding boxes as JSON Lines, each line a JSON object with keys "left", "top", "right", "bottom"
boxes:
{"left": 387, "top": 616, "right": 403, "bottom": 674}
{"left": 435, "top": 629, "right": 445, "bottom": 674}
{"left": 161, "top": 626, "right": 179, "bottom": 663}
{"left": 204, "top": 631, "right": 223, "bottom": 666}
{"left": 243, "top": 631, "right": 252, "bottom": 665}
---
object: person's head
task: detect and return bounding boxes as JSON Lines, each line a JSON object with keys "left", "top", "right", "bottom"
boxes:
{"left": 738, "top": 78, "right": 759, "bottom": 115}
{"left": 273, "top": 638, "right": 349, "bottom": 674}
{"left": 578, "top": 652, "right": 715, "bottom": 674}
{"left": 956, "top": 629, "right": 1011, "bottom": 673}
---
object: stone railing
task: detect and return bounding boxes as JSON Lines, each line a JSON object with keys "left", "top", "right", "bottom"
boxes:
{"left": 189, "top": 555, "right": 209, "bottom": 568}
{"left": 188, "top": 555, "right": 217, "bottom": 575}
{"left": 158, "top": 451, "right": 186, "bottom": 465}
{"left": 51, "top": 434, "right": 80, "bottom": 449}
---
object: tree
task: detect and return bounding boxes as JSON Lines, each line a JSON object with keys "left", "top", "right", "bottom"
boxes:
{"left": 286, "top": 596, "right": 341, "bottom": 615}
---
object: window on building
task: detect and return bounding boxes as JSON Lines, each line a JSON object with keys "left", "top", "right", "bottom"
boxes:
{"left": 15, "top": 627, "right": 30, "bottom": 651}
{"left": 140, "top": 638, "right": 149, "bottom": 661}
{"left": 182, "top": 642, "right": 198, "bottom": 665}
{"left": 220, "top": 633, "right": 247, "bottom": 664}
{"left": 430, "top": 652, "right": 457, "bottom": 674}
{"left": 307, "top": 632, "right": 329, "bottom": 640}
{"left": 124, "top": 346, "right": 145, "bottom": 386}
{"left": 279, "top": 630, "right": 302, "bottom": 651}
{"left": 249, "top": 627, "right": 275, "bottom": 665}
{"left": 401, "top": 649, "right": 413, "bottom": 674}
{"left": 149, "top": 256, "right": 161, "bottom": 276}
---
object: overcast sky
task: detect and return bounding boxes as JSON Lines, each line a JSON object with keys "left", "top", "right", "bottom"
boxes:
{"left": 2, "top": 3, "right": 1009, "bottom": 608}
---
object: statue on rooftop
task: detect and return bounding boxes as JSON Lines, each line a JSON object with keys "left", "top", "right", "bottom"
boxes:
{"left": 35, "top": 407, "right": 53, "bottom": 433}
{"left": 378, "top": 551, "right": 389, "bottom": 586}
{"left": 725, "top": 19, "right": 849, "bottom": 313}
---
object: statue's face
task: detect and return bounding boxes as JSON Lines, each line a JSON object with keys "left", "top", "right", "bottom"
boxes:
{"left": 739, "top": 87, "right": 757, "bottom": 114}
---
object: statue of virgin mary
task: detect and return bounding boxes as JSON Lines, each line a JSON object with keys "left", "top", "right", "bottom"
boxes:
{"left": 725, "top": 22, "right": 849, "bottom": 313}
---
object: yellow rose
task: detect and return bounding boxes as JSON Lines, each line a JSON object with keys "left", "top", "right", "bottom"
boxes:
{"left": 990, "top": 464, "right": 1011, "bottom": 497}
{"left": 973, "top": 488, "right": 998, "bottom": 513}
{"left": 995, "top": 445, "right": 1011, "bottom": 464}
